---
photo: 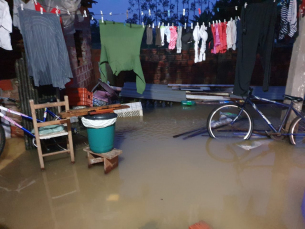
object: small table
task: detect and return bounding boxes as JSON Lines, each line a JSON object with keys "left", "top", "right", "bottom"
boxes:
{"left": 83, "top": 147, "right": 122, "bottom": 174}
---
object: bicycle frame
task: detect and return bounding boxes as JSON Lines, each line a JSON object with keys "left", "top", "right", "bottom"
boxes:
{"left": 235, "top": 94, "right": 305, "bottom": 135}
{"left": 0, "top": 105, "right": 59, "bottom": 138}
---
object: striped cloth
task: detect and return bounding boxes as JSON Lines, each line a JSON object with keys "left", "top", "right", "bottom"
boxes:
{"left": 279, "top": 4, "right": 288, "bottom": 39}
{"left": 18, "top": 8, "right": 73, "bottom": 89}
{"left": 287, "top": 0, "right": 297, "bottom": 37}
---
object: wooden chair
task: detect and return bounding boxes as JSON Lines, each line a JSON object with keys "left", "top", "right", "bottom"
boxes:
{"left": 29, "top": 96, "right": 75, "bottom": 170}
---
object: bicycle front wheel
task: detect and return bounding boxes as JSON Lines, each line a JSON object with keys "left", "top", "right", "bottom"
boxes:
{"left": 207, "top": 104, "right": 253, "bottom": 139}
{"left": 0, "top": 123, "right": 5, "bottom": 157}
{"left": 289, "top": 117, "right": 305, "bottom": 147}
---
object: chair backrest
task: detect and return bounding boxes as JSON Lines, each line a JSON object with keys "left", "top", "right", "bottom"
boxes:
{"left": 29, "top": 96, "right": 70, "bottom": 131}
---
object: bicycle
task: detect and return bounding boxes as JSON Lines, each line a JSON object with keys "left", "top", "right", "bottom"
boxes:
{"left": 0, "top": 96, "right": 65, "bottom": 156}
{"left": 207, "top": 88, "right": 305, "bottom": 146}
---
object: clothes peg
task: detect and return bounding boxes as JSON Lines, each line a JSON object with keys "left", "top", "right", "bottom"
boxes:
{"left": 142, "top": 22, "right": 144, "bottom": 28}
{"left": 33, "top": 0, "right": 37, "bottom": 5}
{"left": 191, "top": 23, "right": 193, "bottom": 29}
{"left": 224, "top": 19, "right": 226, "bottom": 22}
{"left": 202, "top": 22, "right": 205, "bottom": 27}
{"left": 56, "top": 9, "right": 59, "bottom": 16}
{"left": 244, "top": 2, "right": 247, "bottom": 8}
{"left": 126, "top": 10, "right": 128, "bottom": 19}
{"left": 91, "top": 16, "right": 94, "bottom": 20}
{"left": 67, "top": 10, "right": 70, "bottom": 15}
{"left": 162, "top": 22, "right": 164, "bottom": 26}
{"left": 21, "top": 3, "right": 24, "bottom": 10}
{"left": 238, "top": 16, "right": 240, "bottom": 20}
{"left": 230, "top": 17, "right": 233, "bottom": 21}
{"left": 149, "top": 24, "right": 151, "bottom": 27}
{"left": 149, "top": 9, "right": 151, "bottom": 16}
{"left": 218, "top": 20, "right": 221, "bottom": 24}
{"left": 209, "top": 22, "right": 211, "bottom": 27}
{"left": 172, "top": 23, "right": 174, "bottom": 27}
{"left": 183, "top": 9, "right": 185, "bottom": 16}
{"left": 235, "top": 6, "right": 238, "bottom": 10}
{"left": 141, "top": 11, "right": 144, "bottom": 15}
{"left": 84, "top": 10, "right": 87, "bottom": 17}
{"left": 217, "top": 8, "right": 219, "bottom": 12}
{"left": 101, "top": 11, "right": 104, "bottom": 23}
{"left": 184, "top": 23, "right": 187, "bottom": 29}
{"left": 109, "top": 12, "right": 112, "bottom": 15}
{"left": 168, "top": 23, "right": 169, "bottom": 26}
{"left": 40, "top": 7, "right": 43, "bottom": 14}
{"left": 168, "top": 10, "right": 170, "bottom": 17}
{"left": 158, "top": 22, "right": 160, "bottom": 28}
{"left": 152, "top": 23, "right": 154, "bottom": 28}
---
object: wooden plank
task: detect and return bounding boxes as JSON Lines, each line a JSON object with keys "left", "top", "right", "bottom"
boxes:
{"left": 33, "top": 101, "right": 66, "bottom": 109}
{"left": 104, "top": 157, "right": 119, "bottom": 174}
{"left": 42, "top": 150, "right": 70, "bottom": 157}
{"left": 37, "top": 119, "right": 67, "bottom": 127}
{"left": 89, "top": 109, "right": 114, "bottom": 115}
{"left": 60, "top": 105, "right": 129, "bottom": 118}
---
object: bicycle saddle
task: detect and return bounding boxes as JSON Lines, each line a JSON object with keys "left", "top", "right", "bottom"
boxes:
{"left": 284, "top": 95, "right": 303, "bottom": 102}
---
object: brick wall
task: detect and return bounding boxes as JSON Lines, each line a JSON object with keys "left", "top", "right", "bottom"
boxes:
{"left": 92, "top": 46, "right": 292, "bottom": 87}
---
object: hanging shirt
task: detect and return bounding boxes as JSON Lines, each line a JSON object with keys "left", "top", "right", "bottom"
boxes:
{"left": 226, "top": 21, "right": 233, "bottom": 50}
{"left": 168, "top": 26, "right": 177, "bottom": 50}
{"left": 231, "top": 20, "right": 237, "bottom": 50}
{"left": 13, "top": 0, "right": 35, "bottom": 30}
{"left": 181, "top": 28, "right": 194, "bottom": 50}
{"left": 176, "top": 26, "right": 182, "bottom": 53}
{"left": 219, "top": 22, "right": 227, "bottom": 53}
{"left": 99, "top": 21, "right": 145, "bottom": 94}
{"left": 18, "top": 8, "right": 73, "bottom": 88}
{"left": 206, "top": 26, "right": 214, "bottom": 52}
{"left": 0, "top": 0, "right": 12, "bottom": 50}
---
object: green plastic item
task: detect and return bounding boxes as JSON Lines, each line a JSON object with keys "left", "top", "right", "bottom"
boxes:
{"left": 181, "top": 100, "right": 196, "bottom": 106}
{"left": 84, "top": 113, "right": 117, "bottom": 154}
{"left": 87, "top": 124, "right": 116, "bottom": 153}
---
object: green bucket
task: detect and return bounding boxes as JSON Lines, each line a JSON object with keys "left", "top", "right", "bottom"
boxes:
{"left": 83, "top": 113, "right": 117, "bottom": 154}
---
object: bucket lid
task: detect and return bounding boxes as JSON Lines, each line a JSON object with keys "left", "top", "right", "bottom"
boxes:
{"left": 84, "top": 113, "right": 118, "bottom": 120}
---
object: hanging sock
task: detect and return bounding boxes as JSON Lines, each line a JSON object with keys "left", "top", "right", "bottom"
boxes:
{"left": 199, "top": 25, "right": 208, "bottom": 61}
{"left": 160, "top": 26, "right": 165, "bottom": 46}
{"left": 193, "top": 25, "right": 200, "bottom": 63}
{"left": 176, "top": 26, "right": 182, "bottom": 53}
{"left": 168, "top": 26, "right": 178, "bottom": 50}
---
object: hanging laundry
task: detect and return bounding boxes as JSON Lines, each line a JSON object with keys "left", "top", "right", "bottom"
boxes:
{"left": 227, "top": 20, "right": 237, "bottom": 50}
{"left": 193, "top": 25, "right": 200, "bottom": 63}
{"left": 176, "top": 26, "right": 182, "bottom": 53}
{"left": 155, "top": 27, "right": 162, "bottom": 46}
{"left": 181, "top": 27, "right": 194, "bottom": 51}
{"left": 287, "top": 0, "right": 297, "bottom": 37}
{"left": 146, "top": 27, "right": 153, "bottom": 45}
{"left": 168, "top": 26, "right": 177, "bottom": 50}
{"left": 233, "top": 2, "right": 277, "bottom": 96}
{"left": 211, "top": 23, "right": 221, "bottom": 54}
{"left": 235, "top": 18, "right": 241, "bottom": 47}
{"left": 18, "top": 8, "right": 73, "bottom": 89}
{"left": 13, "top": 0, "right": 35, "bottom": 30}
{"left": 279, "top": 4, "right": 288, "bottom": 39}
{"left": 34, "top": 3, "right": 63, "bottom": 24}
{"left": 0, "top": 0, "right": 12, "bottom": 50}
{"left": 219, "top": 22, "right": 227, "bottom": 53}
{"left": 99, "top": 21, "right": 145, "bottom": 94}
{"left": 164, "top": 25, "right": 171, "bottom": 45}
{"left": 199, "top": 25, "right": 208, "bottom": 62}
{"left": 160, "top": 25, "right": 165, "bottom": 46}
{"left": 206, "top": 26, "right": 214, "bottom": 52}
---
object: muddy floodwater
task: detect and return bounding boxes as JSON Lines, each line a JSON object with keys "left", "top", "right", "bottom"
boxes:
{"left": 1, "top": 104, "right": 305, "bottom": 229}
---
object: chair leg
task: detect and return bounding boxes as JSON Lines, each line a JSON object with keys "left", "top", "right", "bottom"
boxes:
{"left": 36, "top": 137, "right": 45, "bottom": 170}
{"left": 67, "top": 122, "right": 75, "bottom": 163}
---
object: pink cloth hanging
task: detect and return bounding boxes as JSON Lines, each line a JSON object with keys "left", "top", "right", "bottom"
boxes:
{"left": 168, "top": 26, "right": 178, "bottom": 50}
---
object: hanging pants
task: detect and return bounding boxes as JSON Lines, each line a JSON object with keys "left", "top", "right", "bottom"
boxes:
{"left": 233, "top": 2, "right": 277, "bottom": 96}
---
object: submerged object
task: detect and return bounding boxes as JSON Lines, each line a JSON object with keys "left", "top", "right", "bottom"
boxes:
{"left": 181, "top": 100, "right": 196, "bottom": 106}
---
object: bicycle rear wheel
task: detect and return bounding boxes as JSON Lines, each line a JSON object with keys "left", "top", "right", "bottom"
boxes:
{"left": 0, "top": 123, "right": 5, "bottom": 157}
{"left": 289, "top": 117, "right": 305, "bottom": 147}
{"left": 207, "top": 104, "right": 253, "bottom": 139}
